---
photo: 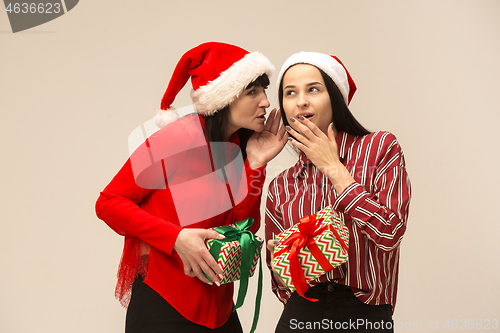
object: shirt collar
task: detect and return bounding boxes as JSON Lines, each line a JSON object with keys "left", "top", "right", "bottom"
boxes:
{"left": 291, "top": 131, "right": 357, "bottom": 179}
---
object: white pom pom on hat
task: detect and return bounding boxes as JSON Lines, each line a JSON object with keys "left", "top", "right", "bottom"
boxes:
{"left": 155, "top": 42, "right": 275, "bottom": 128}
{"left": 154, "top": 108, "right": 180, "bottom": 128}
{"left": 276, "top": 51, "right": 357, "bottom": 105}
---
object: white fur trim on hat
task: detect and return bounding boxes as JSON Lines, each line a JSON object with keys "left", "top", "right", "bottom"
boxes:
{"left": 277, "top": 52, "right": 350, "bottom": 105}
{"left": 154, "top": 108, "right": 180, "bottom": 128}
{"left": 191, "top": 52, "right": 275, "bottom": 116}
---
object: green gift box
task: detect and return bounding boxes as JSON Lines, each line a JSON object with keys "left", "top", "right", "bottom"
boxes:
{"left": 205, "top": 218, "right": 263, "bottom": 333}
{"left": 206, "top": 222, "right": 263, "bottom": 284}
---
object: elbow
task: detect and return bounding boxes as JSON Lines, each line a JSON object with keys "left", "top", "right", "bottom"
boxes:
{"left": 372, "top": 226, "right": 406, "bottom": 252}
{"left": 94, "top": 192, "right": 114, "bottom": 223}
{"left": 375, "top": 236, "right": 404, "bottom": 252}
{"left": 95, "top": 193, "right": 128, "bottom": 236}
{"left": 95, "top": 193, "right": 107, "bottom": 220}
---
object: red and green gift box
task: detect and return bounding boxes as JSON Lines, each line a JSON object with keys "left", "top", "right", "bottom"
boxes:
{"left": 205, "top": 218, "right": 263, "bottom": 333}
{"left": 272, "top": 206, "right": 349, "bottom": 301}
{"left": 206, "top": 219, "right": 263, "bottom": 285}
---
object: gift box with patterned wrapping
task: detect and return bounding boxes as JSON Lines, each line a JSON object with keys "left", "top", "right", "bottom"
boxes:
{"left": 206, "top": 218, "right": 264, "bottom": 333}
{"left": 205, "top": 218, "right": 263, "bottom": 284}
{"left": 272, "top": 206, "right": 349, "bottom": 298}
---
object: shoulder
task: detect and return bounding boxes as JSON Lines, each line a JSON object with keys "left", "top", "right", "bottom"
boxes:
{"left": 360, "top": 131, "right": 398, "bottom": 145}
{"left": 148, "top": 114, "right": 206, "bottom": 153}
{"left": 341, "top": 131, "right": 406, "bottom": 170}
{"left": 354, "top": 131, "right": 403, "bottom": 154}
{"left": 153, "top": 114, "right": 202, "bottom": 140}
{"left": 359, "top": 131, "right": 406, "bottom": 167}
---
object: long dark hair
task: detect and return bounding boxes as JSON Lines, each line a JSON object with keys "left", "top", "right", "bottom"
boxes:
{"left": 278, "top": 65, "right": 370, "bottom": 137}
{"left": 203, "top": 73, "right": 270, "bottom": 161}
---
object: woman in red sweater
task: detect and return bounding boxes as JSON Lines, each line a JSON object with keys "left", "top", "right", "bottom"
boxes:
{"left": 96, "top": 42, "right": 287, "bottom": 332}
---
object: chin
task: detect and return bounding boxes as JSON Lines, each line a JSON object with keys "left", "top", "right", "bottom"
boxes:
{"left": 255, "top": 124, "right": 266, "bottom": 132}
{"left": 244, "top": 123, "right": 264, "bottom": 133}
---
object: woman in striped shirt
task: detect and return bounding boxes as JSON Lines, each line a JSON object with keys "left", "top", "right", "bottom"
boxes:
{"left": 265, "top": 52, "right": 411, "bottom": 332}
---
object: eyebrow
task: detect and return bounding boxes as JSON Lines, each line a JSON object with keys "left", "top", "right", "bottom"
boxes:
{"left": 307, "top": 82, "right": 323, "bottom": 87}
{"left": 284, "top": 82, "right": 323, "bottom": 90}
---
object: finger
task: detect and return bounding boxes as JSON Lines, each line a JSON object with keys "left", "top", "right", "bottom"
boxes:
{"left": 269, "top": 108, "right": 281, "bottom": 135}
{"left": 201, "top": 230, "right": 224, "bottom": 278}
{"left": 281, "top": 132, "right": 289, "bottom": 147}
{"left": 197, "top": 256, "right": 222, "bottom": 285}
{"left": 277, "top": 117, "right": 286, "bottom": 133}
{"left": 267, "top": 239, "right": 279, "bottom": 252}
{"left": 181, "top": 257, "right": 195, "bottom": 276}
{"left": 288, "top": 136, "right": 308, "bottom": 153}
{"left": 280, "top": 128, "right": 289, "bottom": 146}
{"left": 263, "top": 108, "right": 274, "bottom": 132}
{"left": 272, "top": 269, "right": 285, "bottom": 285}
{"left": 288, "top": 116, "right": 313, "bottom": 141}
{"left": 188, "top": 250, "right": 221, "bottom": 285}
{"left": 285, "top": 124, "right": 308, "bottom": 147}
{"left": 327, "top": 122, "right": 336, "bottom": 141}
{"left": 277, "top": 121, "right": 287, "bottom": 141}
{"left": 206, "top": 229, "right": 225, "bottom": 241}
{"left": 202, "top": 249, "right": 223, "bottom": 277}
{"left": 264, "top": 108, "right": 276, "bottom": 132}
{"left": 294, "top": 115, "right": 326, "bottom": 139}
{"left": 188, "top": 259, "right": 213, "bottom": 284}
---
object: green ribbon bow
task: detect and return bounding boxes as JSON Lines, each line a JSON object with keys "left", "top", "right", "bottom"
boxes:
{"left": 208, "top": 218, "right": 263, "bottom": 333}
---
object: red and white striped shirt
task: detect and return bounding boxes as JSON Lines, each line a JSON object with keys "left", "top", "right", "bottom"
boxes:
{"left": 265, "top": 131, "right": 411, "bottom": 311}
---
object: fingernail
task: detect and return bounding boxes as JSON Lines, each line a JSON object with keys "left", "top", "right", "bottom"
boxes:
{"left": 218, "top": 234, "right": 225, "bottom": 238}
{"left": 298, "top": 115, "right": 305, "bottom": 121}
{"left": 218, "top": 274, "right": 224, "bottom": 279}
{"left": 215, "top": 281, "right": 221, "bottom": 287}
{"left": 207, "top": 281, "right": 213, "bottom": 285}
{"left": 289, "top": 117, "right": 295, "bottom": 122}
{"left": 285, "top": 125, "right": 292, "bottom": 131}
{"left": 273, "top": 240, "right": 279, "bottom": 245}
{"left": 288, "top": 137, "right": 293, "bottom": 141}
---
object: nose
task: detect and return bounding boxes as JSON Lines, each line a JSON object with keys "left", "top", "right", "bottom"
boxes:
{"left": 297, "top": 93, "right": 309, "bottom": 108}
{"left": 260, "top": 93, "right": 270, "bottom": 108}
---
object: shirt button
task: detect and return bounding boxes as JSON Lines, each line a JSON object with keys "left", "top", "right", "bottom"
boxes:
{"left": 317, "top": 207, "right": 322, "bottom": 211}
{"left": 327, "top": 284, "right": 335, "bottom": 292}
{"left": 318, "top": 183, "right": 323, "bottom": 188}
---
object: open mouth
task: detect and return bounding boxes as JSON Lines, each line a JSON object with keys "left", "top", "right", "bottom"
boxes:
{"left": 298, "top": 114, "right": 314, "bottom": 119}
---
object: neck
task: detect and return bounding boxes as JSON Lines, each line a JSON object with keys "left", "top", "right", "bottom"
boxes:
{"left": 225, "top": 128, "right": 238, "bottom": 141}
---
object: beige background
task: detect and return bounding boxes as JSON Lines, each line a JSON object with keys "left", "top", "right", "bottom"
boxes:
{"left": 1, "top": 0, "right": 499, "bottom": 332}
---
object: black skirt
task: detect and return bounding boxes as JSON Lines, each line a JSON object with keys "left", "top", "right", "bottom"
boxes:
{"left": 125, "top": 276, "right": 243, "bottom": 333}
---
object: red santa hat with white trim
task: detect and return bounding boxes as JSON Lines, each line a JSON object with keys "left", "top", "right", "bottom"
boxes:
{"left": 155, "top": 42, "right": 275, "bottom": 127}
{"left": 276, "top": 51, "right": 356, "bottom": 105}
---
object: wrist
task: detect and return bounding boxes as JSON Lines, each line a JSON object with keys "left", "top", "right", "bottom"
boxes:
{"left": 323, "top": 161, "right": 355, "bottom": 194}
{"left": 246, "top": 155, "right": 266, "bottom": 170}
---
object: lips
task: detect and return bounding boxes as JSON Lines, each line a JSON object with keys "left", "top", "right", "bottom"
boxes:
{"left": 297, "top": 113, "right": 314, "bottom": 119}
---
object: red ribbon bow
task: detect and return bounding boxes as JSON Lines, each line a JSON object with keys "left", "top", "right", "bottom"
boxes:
{"left": 274, "top": 214, "right": 348, "bottom": 301}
